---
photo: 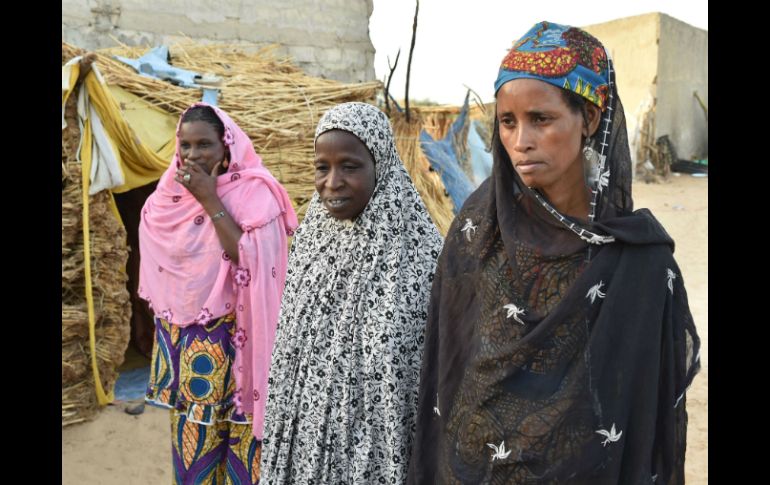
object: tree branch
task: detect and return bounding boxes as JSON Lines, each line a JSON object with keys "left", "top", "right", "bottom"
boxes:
{"left": 384, "top": 49, "right": 401, "bottom": 114}
{"left": 405, "top": 0, "right": 419, "bottom": 122}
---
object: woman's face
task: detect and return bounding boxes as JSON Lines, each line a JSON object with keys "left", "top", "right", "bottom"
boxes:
{"left": 314, "top": 129, "right": 376, "bottom": 220}
{"left": 178, "top": 121, "right": 226, "bottom": 175}
{"left": 497, "top": 79, "right": 594, "bottom": 195}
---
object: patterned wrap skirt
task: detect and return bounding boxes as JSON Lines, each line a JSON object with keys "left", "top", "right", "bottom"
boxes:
{"left": 146, "top": 314, "right": 261, "bottom": 485}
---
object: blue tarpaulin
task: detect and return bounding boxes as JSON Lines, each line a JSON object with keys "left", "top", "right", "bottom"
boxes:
{"left": 419, "top": 94, "right": 475, "bottom": 214}
{"left": 114, "top": 46, "right": 220, "bottom": 105}
{"left": 113, "top": 366, "right": 150, "bottom": 402}
{"left": 468, "top": 120, "right": 493, "bottom": 186}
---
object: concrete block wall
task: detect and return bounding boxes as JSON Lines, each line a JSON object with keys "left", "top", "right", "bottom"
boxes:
{"left": 62, "top": 0, "right": 376, "bottom": 83}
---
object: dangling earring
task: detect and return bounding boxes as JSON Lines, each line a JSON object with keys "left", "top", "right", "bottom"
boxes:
{"left": 583, "top": 137, "right": 600, "bottom": 185}
{"left": 583, "top": 137, "right": 600, "bottom": 166}
{"left": 222, "top": 150, "right": 230, "bottom": 170}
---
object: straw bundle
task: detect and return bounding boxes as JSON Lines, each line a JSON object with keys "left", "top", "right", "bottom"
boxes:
{"left": 62, "top": 88, "right": 130, "bottom": 426}
{"left": 416, "top": 103, "right": 489, "bottom": 140}
{"left": 391, "top": 113, "right": 455, "bottom": 236}
{"left": 635, "top": 103, "right": 667, "bottom": 182}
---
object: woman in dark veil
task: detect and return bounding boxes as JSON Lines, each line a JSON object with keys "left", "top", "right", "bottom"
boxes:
{"left": 407, "top": 21, "right": 700, "bottom": 484}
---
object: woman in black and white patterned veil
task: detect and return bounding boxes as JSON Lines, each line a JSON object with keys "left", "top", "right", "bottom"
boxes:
{"left": 260, "top": 102, "right": 443, "bottom": 483}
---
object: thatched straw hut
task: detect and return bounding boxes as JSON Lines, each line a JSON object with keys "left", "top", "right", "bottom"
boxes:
{"left": 62, "top": 40, "right": 467, "bottom": 426}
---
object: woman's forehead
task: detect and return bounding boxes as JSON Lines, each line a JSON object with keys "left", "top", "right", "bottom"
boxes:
{"left": 317, "top": 128, "right": 364, "bottom": 144}
{"left": 179, "top": 120, "right": 219, "bottom": 137}
{"left": 316, "top": 129, "right": 374, "bottom": 161}
{"left": 496, "top": 79, "right": 567, "bottom": 110}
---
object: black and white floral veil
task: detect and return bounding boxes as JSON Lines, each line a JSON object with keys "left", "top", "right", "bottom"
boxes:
{"left": 261, "top": 102, "right": 443, "bottom": 483}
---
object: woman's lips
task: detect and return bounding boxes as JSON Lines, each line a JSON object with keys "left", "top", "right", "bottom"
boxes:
{"left": 516, "top": 161, "right": 543, "bottom": 174}
{"left": 325, "top": 197, "right": 350, "bottom": 210}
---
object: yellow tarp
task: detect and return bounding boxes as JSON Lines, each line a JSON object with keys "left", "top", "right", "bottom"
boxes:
{"left": 63, "top": 59, "right": 178, "bottom": 406}
{"left": 107, "top": 85, "right": 177, "bottom": 171}
{"left": 81, "top": 73, "right": 173, "bottom": 192}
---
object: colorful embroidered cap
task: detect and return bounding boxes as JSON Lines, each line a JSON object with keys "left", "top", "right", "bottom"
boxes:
{"left": 494, "top": 21, "right": 610, "bottom": 110}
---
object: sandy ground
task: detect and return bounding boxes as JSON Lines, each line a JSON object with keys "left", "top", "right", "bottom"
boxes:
{"left": 62, "top": 175, "right": 708, "bottom": 485}
{"left": 633, "top": 175, "right": 708, "bottom": 485}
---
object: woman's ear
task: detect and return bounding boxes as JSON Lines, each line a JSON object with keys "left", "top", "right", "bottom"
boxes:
{"left": 585, "top": 103, "right": 602, "bottom": 138}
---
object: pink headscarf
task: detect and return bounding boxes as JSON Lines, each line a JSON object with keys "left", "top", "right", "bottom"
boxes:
{"left": 138, "top": 102, "right": 298, "bottom": 439}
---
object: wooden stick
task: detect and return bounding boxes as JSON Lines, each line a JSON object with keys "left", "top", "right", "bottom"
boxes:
{"left": 405, "top": 0, "right": 419, "bottom": 122}
{"left": 385, "top": 49, "right": 401, "bottom": 114}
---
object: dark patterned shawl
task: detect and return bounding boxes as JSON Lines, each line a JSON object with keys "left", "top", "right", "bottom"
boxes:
{"left": 407, "top": 22, "right": 700, "bottom": 485}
